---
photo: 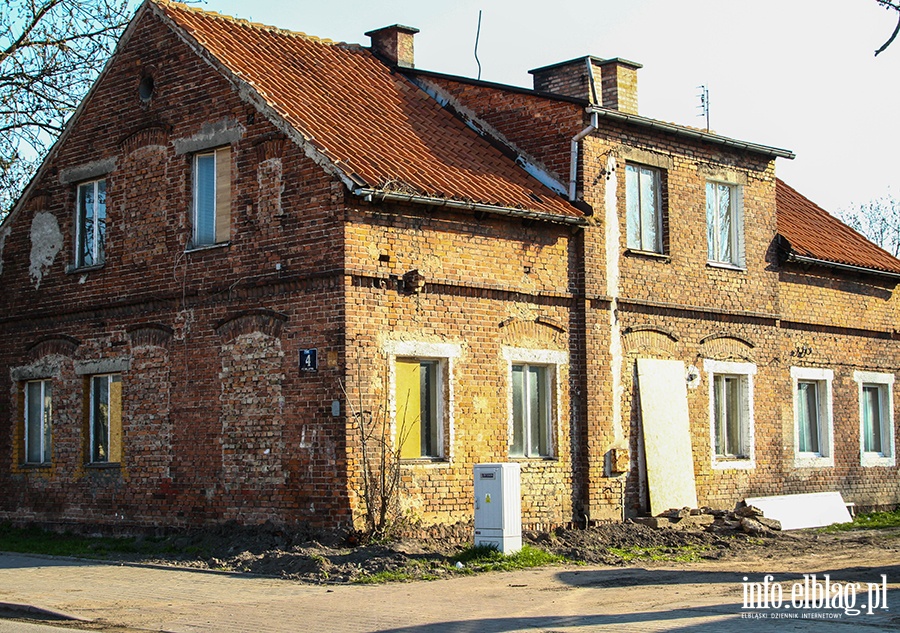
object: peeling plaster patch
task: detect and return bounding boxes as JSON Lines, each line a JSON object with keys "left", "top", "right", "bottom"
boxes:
{"left": 0, "top": 225, "right": 10, "bottom": 275}
{"left": 174, "top": 118, "right": 244, "bottom": 154}
{"left": 29, "top": 212, "right": 63, "bottom": 289}
{"left": 58, "top": 157, "right": 116, "bottom": 185}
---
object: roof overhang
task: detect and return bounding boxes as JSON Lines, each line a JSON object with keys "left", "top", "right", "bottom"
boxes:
{"left": 588, "top": 106, "right": 795, "bottom": 160}
{"left": 352, "top": 188, "right": 587, "bottom": 226}
{"left": 777, "top": 235, "right": 900, "bottom": 281}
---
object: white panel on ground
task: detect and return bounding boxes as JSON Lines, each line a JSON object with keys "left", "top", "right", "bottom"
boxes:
{"left": 743, "top": 491, "right": 852, "bottom": 530}
{"left": 637, "top": 358, "right": 698, "bottom": 516}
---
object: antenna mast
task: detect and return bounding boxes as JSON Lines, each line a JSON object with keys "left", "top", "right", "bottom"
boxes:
{"left": 697, "top": 85, "right": 709, "bottom": 132}
{"left": 474, "top": 10, "right": 483, "bottom": 81}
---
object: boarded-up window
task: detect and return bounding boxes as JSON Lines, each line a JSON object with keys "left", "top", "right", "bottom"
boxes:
{"left": 636, "top": 358, "right": 698, "bottom": 516}
{"left": 396, "top": 359, "right": 440, "bottom": 459}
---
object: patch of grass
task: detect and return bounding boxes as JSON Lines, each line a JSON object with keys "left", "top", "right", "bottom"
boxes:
{"left": 607, "top": 545, "right": 709, "bottom": 563}
{"left": 0, "top": 523, "right": 148, "bottom": 559}
{"left": 822, "top": 509, "right": 900, "bottom": 533}
{"left": 355, "top": 569, "right": 439, "bottom": 584}
{"left": 451, "top": 544, "right": 566, "bottom": 573}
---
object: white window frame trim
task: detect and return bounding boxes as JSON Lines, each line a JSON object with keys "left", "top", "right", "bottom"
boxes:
{"left": 705, "top": 359, "right": 756, "bottom": 470}
{"left": 75, "top": 178, "right": 106, "bottom": 268}
{"left": 24, "top": 379, "right": 51, "bottom": 465}
{"left": 705, "top": 180, "right": 745, "bottom": 269}
{"left": 790, "top": 366, "right": 834, "bottom": 468}
{"left": 625, "top": 163, "right": 663, "bottom": 254}
{"left": 385, "top": 341, "right": 460, "bottom": 464}
{"left": 503, "top": 347, "right": 567, "bottom": 460}
{"left": 853, "top": 370, "right": 896, "bottom": 468}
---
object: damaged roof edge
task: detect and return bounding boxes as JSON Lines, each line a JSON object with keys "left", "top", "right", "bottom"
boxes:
{"left": 590, "top": 107, "right": 795, "bottom": 160}
{"left": 351, "top": 188, "right": 587, "bottom": 226}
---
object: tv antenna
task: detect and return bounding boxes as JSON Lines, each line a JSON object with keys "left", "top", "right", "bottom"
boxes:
{"left": 474, "top": 10, "right": 483, "bottom": 80}
{"left": 697, "top": 85, "right": 709, "bottom": 132}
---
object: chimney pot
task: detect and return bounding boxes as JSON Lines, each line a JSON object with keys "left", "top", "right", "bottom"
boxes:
{"left": 365, "top": 24, "right": 419, "bottom": 68}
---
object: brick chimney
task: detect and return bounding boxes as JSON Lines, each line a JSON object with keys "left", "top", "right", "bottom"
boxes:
{"left": 529, "top": 56, "right": 641, "bottom": 114}
{"left": 365, "top": 24, "right": 419, "bottom": 69}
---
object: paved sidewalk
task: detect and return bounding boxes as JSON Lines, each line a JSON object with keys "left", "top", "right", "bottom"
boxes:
{"left": 0, "top": 551, "right": 897, "bottom": 632}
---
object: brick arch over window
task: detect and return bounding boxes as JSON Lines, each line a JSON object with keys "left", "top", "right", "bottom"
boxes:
{"left": 119, "top": 125, "right": 170, "bottom": 155}
{"left": 25, "top": 335, "right": 80, "bottom": 361}
{"left": 498, "top": 316, "right": 567, "bottom": 349}
{"left": 622, "top": 326, "right": 678, "bottom": 358}
{"left": 214, "top": 309, "right": 288, "bottom": 343}
{"left": 699, "top": 333, "right": 756, "bottom": 362}
{"left": 126, "top": 323, "right": 174, "bottom": 349}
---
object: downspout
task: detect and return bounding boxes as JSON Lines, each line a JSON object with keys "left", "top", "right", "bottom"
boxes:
{"left": 569, "top": 111, "right": 599, "bottom": 201}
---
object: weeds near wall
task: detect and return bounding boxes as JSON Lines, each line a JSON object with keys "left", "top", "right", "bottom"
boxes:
{"left": 341, "top": 376, "right": 415, "bottom": 542}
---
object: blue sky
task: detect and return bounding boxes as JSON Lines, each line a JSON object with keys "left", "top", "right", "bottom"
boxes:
{"left": 191, "top": 0, "right": 899, "bottom": 214}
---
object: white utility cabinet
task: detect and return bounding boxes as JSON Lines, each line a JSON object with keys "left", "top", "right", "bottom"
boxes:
{"left": 473, "top": 462, "right": 522, "bottom": 554}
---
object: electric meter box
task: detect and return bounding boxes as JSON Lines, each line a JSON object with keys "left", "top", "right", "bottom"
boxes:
{"left": 473, "top": 463, "right": 522, "bottom": 554}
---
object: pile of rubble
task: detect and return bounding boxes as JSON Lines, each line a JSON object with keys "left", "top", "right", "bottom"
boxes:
{"left": 634, "top": 504, "right": 782, "bottom": 535}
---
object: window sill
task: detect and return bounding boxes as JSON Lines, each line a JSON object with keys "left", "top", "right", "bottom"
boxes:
{"left": 860, "top": 453, "right": 896, "bottom": 468}
{"left": 625, "top": 249, "right": 669, "bottom": 262}
{"left": 793, "top": 454, "right": 834, "bottom": 469}
{"left": 185, "top": 241, "right": 230, "bottom": 254}
{"left": 401, "top": 458, "right": 449, "bottom": 467}
{"left": 711, "top": 457, "right": 755, "bottom": 470}
{"left": 65, "top": 262, "right": 105, "bottom": 275}
{"left": 20, "top": 462, "right": 52, "bottom": 469}
{"left": 509, "top": 456, "right": 558, "bottom": 463}
{"left": 85, "top": 462, "right": 122, "bottom": 470}
{"left": 706, "top": 261, "right": 745, "bottom": 272}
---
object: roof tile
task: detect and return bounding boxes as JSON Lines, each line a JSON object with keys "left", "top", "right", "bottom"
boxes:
{"left": 776, "top": 179, "right": 900, "bottom": 275}
{"left": 153, "top": 1, "right": 581, "bottom": 220}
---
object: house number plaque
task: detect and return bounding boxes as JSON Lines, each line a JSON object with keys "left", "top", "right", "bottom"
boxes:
{"left": 299, "top": 348, "right": 318, "bottom": 372}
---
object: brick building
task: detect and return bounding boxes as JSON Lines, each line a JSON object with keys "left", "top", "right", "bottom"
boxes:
{"left": 1, "top": 0, "right": 898, "bottom": 533}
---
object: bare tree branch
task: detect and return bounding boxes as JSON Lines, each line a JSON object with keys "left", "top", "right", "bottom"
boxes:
{"left": 876, "top": 0, "right": 900, "bottom": 55}
{"left": 0, "top": 0, "right": 132, "bottom": 219}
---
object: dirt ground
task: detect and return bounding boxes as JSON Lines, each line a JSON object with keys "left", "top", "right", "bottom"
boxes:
{"left": 104, "top": 520, "right": 900, "bottom": 584}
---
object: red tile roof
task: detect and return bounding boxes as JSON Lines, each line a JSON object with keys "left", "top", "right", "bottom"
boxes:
{"left": 776, "top": 179, "right": 900, "bottom": 276}
{"left": 152, "top": 1, "right": 582, "bottom": 221}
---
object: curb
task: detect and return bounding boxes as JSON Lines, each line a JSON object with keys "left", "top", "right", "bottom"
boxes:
{"left": 0, "top": 601, "right": 92, "bottom": 622}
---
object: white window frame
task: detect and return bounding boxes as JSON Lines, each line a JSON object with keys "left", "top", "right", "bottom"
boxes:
{"left": 791, "top": 367, "right": 834, "bottom": 468}
{"left": 24, "top": 379, "right": 52, "bottom": 464}
{"left": 386, "top": 341, "right": 460, "bottom": 463}
{"left": 75, "top": 179, "right": 107, "bottom": 268}
{"left": 625, "top": 163, "right": 663, "bottom": 253}
{"left": 193, "top": 151, "right": 218, "bottom": 247}
{"left": 705, "top": 359, "right": 756, "bottom": 469}
{"left": 503, "top": 348, "right": 566, "bottom": 459}
{"left": 706, "top": 180, "right": 744, "bottom": 268}
{"left": 89, "top": 373, "right": 119, "bottom": 464}
{"left": 853, "top": 371, "right": 895, "bottom": 468}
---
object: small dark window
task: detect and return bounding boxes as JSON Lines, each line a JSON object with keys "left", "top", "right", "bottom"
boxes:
{"left": 138, "top": 76, "right": 155, "bottom": 102}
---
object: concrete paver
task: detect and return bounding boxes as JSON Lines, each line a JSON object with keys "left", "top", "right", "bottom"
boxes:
{"left": 0, "top": 551, "right": 897, "bottom": 632}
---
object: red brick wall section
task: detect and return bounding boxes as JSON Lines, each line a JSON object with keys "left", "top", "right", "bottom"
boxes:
{"left": 0, "top": 10, "right": 351, "bottom": 530}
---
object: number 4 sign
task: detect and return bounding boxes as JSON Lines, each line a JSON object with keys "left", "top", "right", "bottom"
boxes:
{"left": 299, "top": 348, "right": 317, "bottom": 372}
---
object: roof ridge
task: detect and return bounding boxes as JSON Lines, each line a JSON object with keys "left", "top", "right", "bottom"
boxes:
{"left": 152, "top": 0, "right": 358, "bottom": 48}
